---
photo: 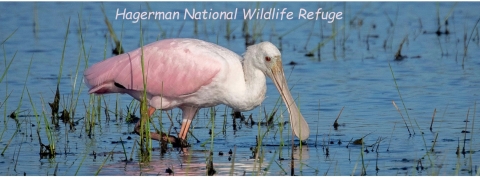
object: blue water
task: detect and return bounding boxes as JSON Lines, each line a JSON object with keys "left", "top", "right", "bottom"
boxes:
{"left": 1, "top": 2, "right": 480, "bottom": 176}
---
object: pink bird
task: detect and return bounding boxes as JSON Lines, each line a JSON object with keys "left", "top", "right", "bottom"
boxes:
{"left": 84, "top": 38, "right": 309, "bottom": 145}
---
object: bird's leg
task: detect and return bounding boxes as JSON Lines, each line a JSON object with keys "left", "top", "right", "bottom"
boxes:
{"left": 134, "top": 106, "right": 155, "bottom": 131}
{"left": 179, "top": 120, "right": 192, "bottom": 140}
{"left": 178, "top": 106, "right": 199, "bottom": 148}
{"left": 148, "top": 107, "right": 156, "bottom": 117}
{"left": 134, "top": 106, "right": 155, "bottom": 139}
{"left": 134, "top": 107, "right": 177, "bottom": 144}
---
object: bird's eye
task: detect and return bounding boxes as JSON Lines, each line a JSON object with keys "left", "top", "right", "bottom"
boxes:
{"left": 265, "top": 56, "right": 271, "bottom": 62}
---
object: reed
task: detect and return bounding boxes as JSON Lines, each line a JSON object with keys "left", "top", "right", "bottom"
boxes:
{"left": 389, "top": 63, "right": 434, "bottom": 167}
{"left": 1, "top": 43, "right": 17, "bottom": 135}
{"left": 467, "top": 102, "right": 476, "bottom": 174}
{"left": 278, "top": 107, "right": 285, "bottom": 161}
{"left": 387, "top": 6, "right": 399, "bottom": 50}
{"left": 0, "top": 28, "right": 18, "bottom": 46}
{"left": 430, "top": 133, "right": 438, "bottom": 152}
{"left": 13, "top": 130, "right": 25, "bottom": 172}
{"left": 0, "top": 49, "right": 16, "bottom": 83}
{"left": 274, "top": 160, "right": 288, "bottom": 175}
{"left": 394, "top": 35, "right": 408, "bottom": 60}
{"left": 462, "top": 18, "right": 480, "bottom": 67}
{"left": 67, "top": 13, "right": 90, "bottom": 123}
{"left": 138, "top": 19, "right": 153, "bottom": 157}
{"left": 222, "top": 106, "right": 227, "bottom": 136}
{"left": 252, "top": 107, "right": 269, "bottom": 176}
{"left": 120, "top": 137, "right": 127, "bottom": 161}
{"left": 40, "top": 96, "right": 56, "bottom": 157}
{"left": 375, "top": 140, "right": 380, "bottom": 172}
{"left": 262, "top": 146, "right": 279, "bottom": 175}
{"left": 331, "top": 15, "right": 337, "bottom": 60}
{"left": 303, "top": 19, "right": 316, "bottom": 50}
{"left": 225, "top": 19, "right": 235, "bottom": 40}
{"left": 101, "top": 4, "right": 124, "bottom": 55}
{"left": 455, "top": 138, "right": 461, "bottom": 175}
{"left": 333, "top": 106, "right": 344, "bottom": 129}
{"left": 209, "top": 106, "right": 216, "bottom": 149}
{"left": 95, "top": 145, "right": 117, "bottom": 175}
{"left": 350, "top": 147, "right": 361, "bottom": 175}
{"left": 306, "top": 28, "right": 341, "bottom": 57}
{"left": 388, "top": 63, "right": 414, "bottom": 135}
{"left": 461, "top": 108, "right": 470, "bottom": 155}
{"left": 206, "top": 151, "right": 216, "bottom": 176}
{"left": 102, "top": 99, "right": 111, "bottom": 123}
{"left": 1, "top": 55, "right": 34, "bottom": 155}
{"left": 360, "top": 142, "right": 366, "bottom": 175}
{"left": 115, "top": 94, "right": 120, "bottom": 121}
{"left": 0, "top": 113, "right": 21, "bottom": 156}
{"left": 74, "top": 146, "right": 89, "bottom": 175}
{"left": 129, "top": 139, "right": 136, "bottom": 161}
{"left": 386, "top": 123, "right": 396, "bottom": 151}
{"left": 0, "top": 91, "right": 12, "bottom": 141}
{"left": 82, "top": 21, "right": 110, "bottom": 136}
{"left": 84, "top": 93, "right": 100, "bottom": 138}
{"left": 391, "top": 100, "right": 411, "bottom": 135}
{"left": 430, "top": 108, "right": 436, "bottom": 131}
{"left": 3, "top": 51, "right": 30, "bottom": 143}
{"left": 146, "top": 2, "right": 166, "bottom": 38}
{"left": 201, "top": 108, "right": 226, "bottom": 148}
{"left": 193, "top": 19, "right": 198, "bottom": 37}
{"left": 57, "top": 17, "right": 70, "bottom": 88}
{"left": 49, "top": 17, "right": 71, "bottom": 121}
{"left": 206, "top": 106, "right": 216, "bottom": 176}
{"left": 26, "top": 88, "right": 55, "bottom": 157}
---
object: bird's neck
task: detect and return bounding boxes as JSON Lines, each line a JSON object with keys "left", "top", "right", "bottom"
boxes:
{"left": 232, "top": 55, "right": 267, "bottom": 111}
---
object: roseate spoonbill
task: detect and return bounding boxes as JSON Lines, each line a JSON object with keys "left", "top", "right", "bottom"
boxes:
{"left": 84, "top": 38, "right": 310, "bottom": 145}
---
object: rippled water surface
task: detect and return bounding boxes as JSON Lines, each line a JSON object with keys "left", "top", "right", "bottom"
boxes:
{"left": 1, "top": 2, "right": 480, "bottom": 176}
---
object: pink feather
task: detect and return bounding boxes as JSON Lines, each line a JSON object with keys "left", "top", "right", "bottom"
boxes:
{"left": 84, "top": 38, "right": 222, "bottom": 98}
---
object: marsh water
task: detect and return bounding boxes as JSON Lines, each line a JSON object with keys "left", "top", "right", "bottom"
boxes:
{"left": 1, "top": 2, "right": 480, "bottom": 176}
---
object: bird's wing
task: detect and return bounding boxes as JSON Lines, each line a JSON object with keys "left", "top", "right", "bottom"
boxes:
{"left": 84, "top": 39, "right": 232, "bottom": 98}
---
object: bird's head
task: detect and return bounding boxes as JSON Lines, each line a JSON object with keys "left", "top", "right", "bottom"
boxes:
{"left": 246, "top": 42, "right": 282, "bottom": 77}
{"left": 245, "top": 42, "right": 310, "bottom": 141}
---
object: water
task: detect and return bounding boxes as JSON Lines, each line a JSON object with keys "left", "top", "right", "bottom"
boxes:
{"left": 1, "top": 2, "right": 480, "bottom": 176}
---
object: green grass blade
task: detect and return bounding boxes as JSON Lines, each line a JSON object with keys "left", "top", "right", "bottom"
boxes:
{"left": 0, "top": 49, "right": 17, "bottom": 83}
{"left": 0, "top": 28, "right": 18, "bottom": 45}
{"left": 58, "top": 17, "right": 71, "bottom": 86}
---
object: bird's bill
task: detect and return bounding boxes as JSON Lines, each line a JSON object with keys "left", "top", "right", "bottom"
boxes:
{"left": 270, "top": 59, "right": 310, "bottom": 140}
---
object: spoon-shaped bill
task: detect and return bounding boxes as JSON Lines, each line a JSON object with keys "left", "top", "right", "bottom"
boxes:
{"left": 269, "top": 59, "right": 310, "bottom": 140}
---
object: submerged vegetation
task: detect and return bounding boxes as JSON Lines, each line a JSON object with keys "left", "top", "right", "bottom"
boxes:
{"left": 1, "top": 1, "right": 480, "bottom": 176}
